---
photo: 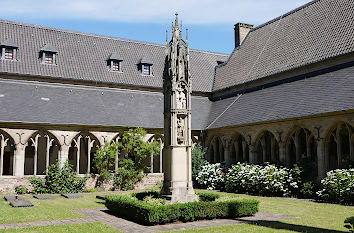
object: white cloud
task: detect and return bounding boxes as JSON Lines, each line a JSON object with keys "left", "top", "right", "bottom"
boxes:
{"left": 1, "top": 0, "right": 309, "bottom": 24}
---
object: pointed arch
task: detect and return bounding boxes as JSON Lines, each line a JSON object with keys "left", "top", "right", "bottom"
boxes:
{"left": 206, "top": 135, "right": 224, "bottom": 164}
{"left": 68, "top": 132, "right": 101, "bottom": 174}
{"left": 253, "top": 130, "right": 279, "bottom": 164}
{"left": 24, "top": 130, "right": 60, "bottom": 175}
{"left": 325, "top": 121, "right": 353, "bottom": 171}
{"left": 0, "top": 129, "right": 15, "bottom": 176}
{"left": 229, "top": 132, "right": 249, "bottom": 164}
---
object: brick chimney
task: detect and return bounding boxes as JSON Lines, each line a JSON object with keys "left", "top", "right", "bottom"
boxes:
{"left": 234, "top": 22, "right": 253, "bottom": 48}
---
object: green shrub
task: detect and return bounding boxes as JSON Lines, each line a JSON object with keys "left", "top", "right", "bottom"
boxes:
{"left": 133, "top": 191, "right": 159, "bottom": 200}
{"left": 30, "top": 161, "right": 88, "bottom": 194}
{"left": 105, "top": 193, "right": 259, "bottom": 225}
{"left": 93, "top": 142, "right": 120, "bottom": 185}
{"left": 317, "top": 169, "right": 354, "bottom": 205}
{"left": 197, "top": 192, "right": 220, "bottom": 202}
{"left": 83, "top": 188, "right": 98, "bottom": 193}
{"left": 345, "top": 216, "right": 354, "bottom": 233}
{"left": 113, "top": 128, "right": 160, "bottom": 191}
{"left": 300, "top": 181, "right": 316, "bottom": 199}
{"left": 192, "top": 144, "right": 207, "bottom": 182}
{"left": 29, "top": 177, "right": 47, "bottom": 194}
{"left": 14, "top": 184, "right": 27, "bottom": 194}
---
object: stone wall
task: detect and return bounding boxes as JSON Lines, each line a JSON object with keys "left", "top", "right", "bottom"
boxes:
{"left": 0, "top": 173, "right": 164, "bottom": 194}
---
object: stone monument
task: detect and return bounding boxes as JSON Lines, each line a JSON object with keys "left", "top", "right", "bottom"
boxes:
{"left": 160, "top": 13, "right": 198, "bottom": 203}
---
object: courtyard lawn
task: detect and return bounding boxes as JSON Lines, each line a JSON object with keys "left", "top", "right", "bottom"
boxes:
{"left": 0, "top": 192, "right": 123, "bottom": 224}
{"left": 0, "top": 190, "right": 353, "bottom": 232}
{"left": 169, "top": 192, "right": 354, "bottom": 233}
{"left": 0, "top": 222, "right": 119, "bottom": 233}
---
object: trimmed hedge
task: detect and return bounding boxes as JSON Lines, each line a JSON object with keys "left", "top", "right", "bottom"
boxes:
{"left": 198, "top": 192, "right": 220, "bottom": 202}
{"left": 105, "top": 193, "right": 259, "bottom": 225}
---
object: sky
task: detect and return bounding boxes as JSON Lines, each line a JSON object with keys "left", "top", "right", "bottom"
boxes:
{"left": 1, "top": 0, "right": 309, "bottom": 54}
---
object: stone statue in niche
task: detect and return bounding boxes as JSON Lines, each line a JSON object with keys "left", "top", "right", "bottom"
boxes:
{"left": 176, "top": 85, "right": 186, "bottom": 109}
{"left": 176, "top": 117, "right": 185, "bottom": 144}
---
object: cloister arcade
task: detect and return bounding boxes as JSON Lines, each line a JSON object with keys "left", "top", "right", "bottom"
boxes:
{"left": 206, "top": 116, "right": 354, "bottom": 180}
{"left": 0, "top": 128, "right": 165, "bottom": 179}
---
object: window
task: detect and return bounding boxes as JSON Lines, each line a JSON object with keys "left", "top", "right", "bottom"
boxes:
{"left": 1, "top": 38, "right": 18, "bottom": 61}
{"left": 40, "top": 44, "right": 57, "bottom": 65}
{"left": 143, "top": 65, "right": 151, "bottom": 75}
{"left": 112, "top": 61, "right": 120, "bottom": 72}
{"left": 44, "top": 53, "right": 54, "bottom": 64}
{"left": 4, "top": 48, "right": 14, "bottom": 60}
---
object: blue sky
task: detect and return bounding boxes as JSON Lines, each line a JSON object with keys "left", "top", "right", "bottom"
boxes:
{"left": 1, "top": 0, "right": 309, "bottom": 54}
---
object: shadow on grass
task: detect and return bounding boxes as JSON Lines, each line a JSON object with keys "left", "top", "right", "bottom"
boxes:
{"left": 238, "top": 219, "right": 347, "bottom": 233}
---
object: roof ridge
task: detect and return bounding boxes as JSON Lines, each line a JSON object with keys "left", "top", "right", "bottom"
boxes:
{"left": 0, "top": 19, "right": 229, "bottom": 56}
{"left": 251, "top": 0, "right": 321, "bottom": 31}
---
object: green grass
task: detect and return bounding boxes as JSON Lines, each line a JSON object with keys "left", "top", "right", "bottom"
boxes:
{"left": 0, "top": 192, "right": 122, "bottom": 224}
{"left": 168, "top": 191, "right": 354, "bottom": 233}
{"left": 0, "top": 222, "right": 119, "bottom": 233}
{"left": 1, "top": 190, "right": 353, "bottom": 233}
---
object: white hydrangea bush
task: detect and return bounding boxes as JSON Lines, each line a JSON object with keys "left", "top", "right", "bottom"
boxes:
{"left": 224, "top": 163, "right": 299, "bottom": 197}
{"left": 195, "top": 163, "right": 225, "bottom": 190}
{"left": 196, "top": 162, "right": 300, "bottom": 196}
{"left": 316, "top": 168, "right": 354, "bottom": 204}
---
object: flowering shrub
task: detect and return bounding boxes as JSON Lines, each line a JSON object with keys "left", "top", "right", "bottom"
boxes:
{"left": 195, "top": 163, "right": 225, "bottom": 190}
{"left": 224, "top": 163, "right": 300, "bottom": 197}
{"left": 196, "top": 162, "right": 301, "bottom": 197}
{"left": 14, "top": 184, "right": 27, "bottom": 194}
{"left": 316, "top": 169, "right": 354, "bottom": 205}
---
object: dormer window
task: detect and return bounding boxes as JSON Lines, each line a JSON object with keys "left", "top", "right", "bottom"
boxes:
{"left": 143, "top": 65, "right": 151, "bottom": 75}
{"left": 4, "top": 48, "right": 14, "bottom": 60}
{"left": 112, "top": 61, "right": 120, "bottom": 71}
{"left": 108, "top": 52, "right": 123, "bottom": 72}
{"left": 1, "top": 38, "right": 18, "bottom": 61}
{"left": 40, "top": 44, "right": 58, "bottom": 65}
{"left": 44, "top": 53, "right": 54, "bottom": 64}
{"left": 139, "top": 57, "right": 153, "bottom": 76}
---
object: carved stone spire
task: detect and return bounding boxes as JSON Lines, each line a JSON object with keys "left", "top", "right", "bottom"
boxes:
{"left": 161, "top": 13, "right": 197, "bottom": 203}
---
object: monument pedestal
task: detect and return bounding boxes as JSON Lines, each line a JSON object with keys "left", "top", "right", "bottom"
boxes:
{"left": 160, "top": 147, "right": 197, "bottom": 203}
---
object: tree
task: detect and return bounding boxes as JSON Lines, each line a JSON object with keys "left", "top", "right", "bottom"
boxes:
{"left": 192, "top": 143, "right": 207, "bottom": 181}
{"left": 93, "top": 142, "right": 120, "bottom": 185}
{"left": 113, "top": 128, "right": 161, "bottom": 190}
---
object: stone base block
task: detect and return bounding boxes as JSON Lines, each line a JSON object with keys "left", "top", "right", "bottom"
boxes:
{"left": 61, "top": 193, "right": 84, "bottom": 199}
{"left": 10, "top": 200, "right": 34, "bottom": 207}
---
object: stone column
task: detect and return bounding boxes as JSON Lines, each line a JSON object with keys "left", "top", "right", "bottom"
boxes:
{"left": 150, "top": 151, "right": 154, "bottom": 173}
{"left": 59, "top": 145, "right": 70, "bottom": 168}
{"left": 73, "top": 136, "right": 81, "bottom": 174}
{"left": 248, "top": 145, "right": 256, "bottom": 164}
{"left": 294, "top": 132, "right": 300, "bottom": 162}
{"left": 87, "top": 137, "right": 95, "bottom": 174}
{"left": 44, "top": 135, "right": 54, "bottom": 174}
{"left": 0, "top": 135, "right": 9, "bottom": 176}
{"left": 213, "top": 141, "right": 217, "bottom": 163}
{"left": 335, "top": 127, "right": 342, "bottom": 168}
{"left": 159, "top": 142, "right": 163, "bottom": 173}
{"left": 279, "top": 142, "right": 286, "bottom": 165}
{"left": 14, "top": 144, "right": 26, "bottom": 177}
{"left": 30, "top": 134, "right": 40, "bottom": 176}
{"left": 317, "top": 139, "right": 326, "bottom": 180}
{"left": 234, "top": 142, "right": 239, "bottom": 162}
{"left": 261, "top": 137, "right": 266, "bottom": 163}
{"left": 270, "top": 137, "right": 276, "bottom": 162}
{"left": 242, "top": 141, "right": 247, "bottom": 162}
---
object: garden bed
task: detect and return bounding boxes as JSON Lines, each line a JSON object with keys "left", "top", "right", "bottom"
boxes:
{"left": 104, "top": 191, "right": 259, "bottom": 225}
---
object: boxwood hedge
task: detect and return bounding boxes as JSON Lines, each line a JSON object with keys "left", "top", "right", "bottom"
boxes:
{"left": 105, "top": 192, "right": 259, "bottom": 225}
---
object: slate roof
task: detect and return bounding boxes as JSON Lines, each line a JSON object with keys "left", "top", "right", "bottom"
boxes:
{"left": 213, "top": 0, "right": 354, "bottom": 91}
{"left": 109, "top": 52, "right": 123, "bottom": 61}
{"left": 207, "top": 65, "right": 354, "bottom": 129}
{"left": 1, "top": 38, "right": 17, "bottom": 48}
{"left": 0, "top": 78, "right": 211, "bottom": 130}
{"left": 0, "top": 19, "right": 228, "bottom": 93}
{"left": 40, "top": 44, "right": 58, "bottom": 53}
